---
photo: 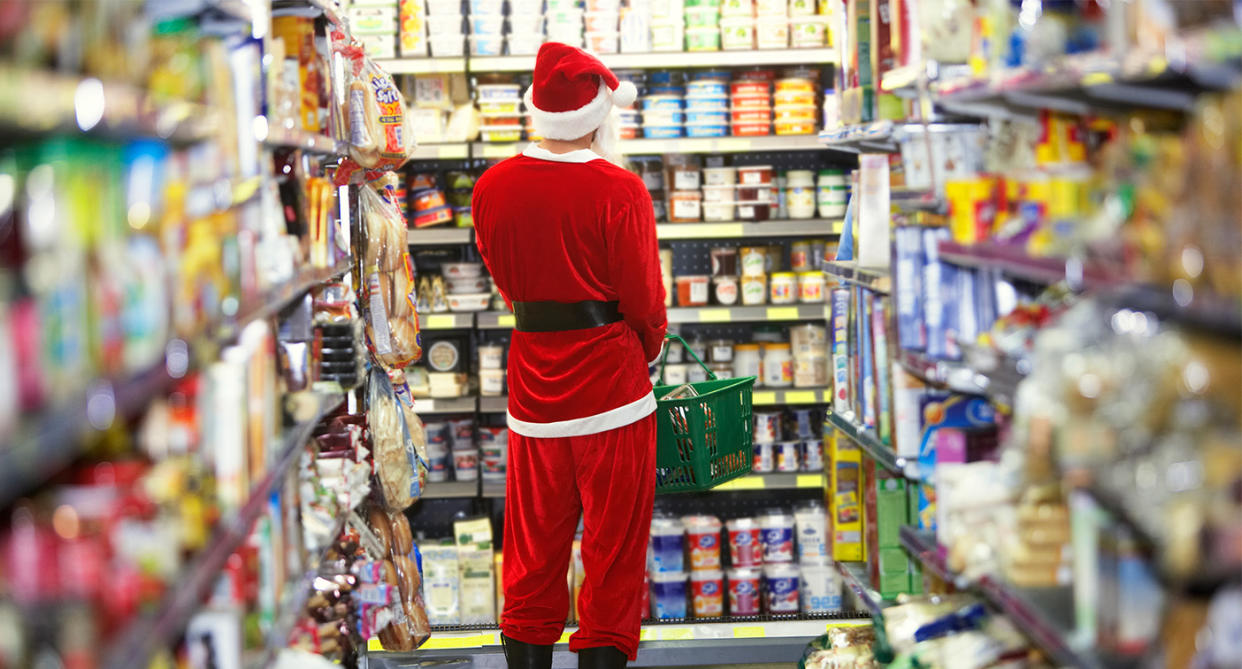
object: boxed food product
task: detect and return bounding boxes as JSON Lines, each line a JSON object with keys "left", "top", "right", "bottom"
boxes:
{"left": 829, "top": 430, "right": 864, "bottom": 562}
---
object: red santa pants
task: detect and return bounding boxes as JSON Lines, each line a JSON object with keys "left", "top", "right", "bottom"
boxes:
{"left": 501, "top": 412, "right": 656, "bottom": 660}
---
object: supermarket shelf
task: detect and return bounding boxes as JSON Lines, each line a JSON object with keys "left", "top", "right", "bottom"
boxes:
{"left": 0, "top": 66, "right": 220, "bottom": 144}
{"left": 657, "top": 218, "right": 842, "bottom": 240}
{"left": 483, "top": 472, "right": 822, "bottom": 497}
{"left": 222, "top": 258, "right": 353, "bottom": 341}
{"left": 667, "top": 304, "right": 827, "bottom": 324}
{"left": 835, "top": 561, "right": 885, "bottom": 619}
{"left": 899, "top": 527, "right": 1102, "bottom": 669}
{"left": 473, "top": 134, "right": 825, "bottom": 160}
{"left": 409, "top": 142, "right": 470, "bottom": 160}
{"left": 0, "top": 363, "right": 175, "bottom": 509}
{"left": 412, "top": 397, "right": 477, "bottom": 414}
{"left": 898, "top": 348, "right": 1026, "bottom": 410}
{"left": 103, "top": 391, "right": 345, "bottom": 669}
{"left": 253, "top": 513, "right": 350, "bottom": 669}
{"left": 369, "top": 614, "right": 866, "bottom": 659}
{"left": 823, "top": 261, "right": 892, "bottom": 294}
{"left": 826, "top": 413, "right": 919, "bottom": 480}
{"left": 420, "top": 312, "right": 476, "bottom": 329}
{"left": 263, "top": 123, "right": 346, "bottom": 155}
{"left": 421, "top": 480, "right": 480, "bottom": 499}
{"left": 478, "top": 395, "right": 507, "bottom": 413}
{"left": 374, "top": 57, "right": 468, "bottom": 74}
{"left": 1107, "top": 286, "right": 1242, "bottom": 340}
{"left": 933, "top": 28, "right": 1242, "bottom": 116}
{"left": 936, "top": 240, "right": 1112, "bottom": 286}
{"left": 751, "top": 387, "right": 831, "bottom": 406}
{"left": 889, "top": 187, "right": 944, "bottom": 211}
{"left": 879, "top": 61, "right": 972, "bottom": 94}
{"left": 476, "top": 311, "right": 517, "bottom": 329}
{"left": 469, "top": 48, "right": 839, "bottom": 73}
{"left": 817, "top": 121, "right": 900, "bottom": 153}
{"left": 0, "top": 259, "right": 351, "bottom": 509}
{"left": 408, "top": 226, "right": 474, "bottom": 246}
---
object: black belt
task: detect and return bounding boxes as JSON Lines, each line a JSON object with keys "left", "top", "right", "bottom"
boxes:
{"left": 512, "top": 300, "right": 622, "bottom": 333}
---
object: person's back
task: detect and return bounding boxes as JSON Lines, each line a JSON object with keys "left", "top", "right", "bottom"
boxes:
{"left": 473, "top": 146, "right": 663, "bottom": 434}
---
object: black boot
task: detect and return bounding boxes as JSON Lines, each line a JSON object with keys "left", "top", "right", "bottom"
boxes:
{"left": 501, "top": 634, "right": 554, "bottom": 669}
{"left": 578, "top": 646, "right": 627, "bottom": 669}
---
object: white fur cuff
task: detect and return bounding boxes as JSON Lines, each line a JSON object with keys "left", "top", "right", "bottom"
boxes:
{"left": 525, "top": 82, "right": 613, "bottom": 141}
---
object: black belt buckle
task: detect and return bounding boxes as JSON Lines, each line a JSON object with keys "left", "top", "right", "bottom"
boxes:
{"left": 513, "top": 300, "right": 622, "bottom": 332}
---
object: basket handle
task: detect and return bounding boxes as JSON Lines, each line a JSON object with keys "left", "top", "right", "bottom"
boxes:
{"left": 658, "top": 333, "right": 717, "bottom": 385}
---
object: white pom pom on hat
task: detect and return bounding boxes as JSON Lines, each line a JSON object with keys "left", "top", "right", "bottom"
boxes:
{"left": 525, "top": 42, "right": 638, "bottom": 141}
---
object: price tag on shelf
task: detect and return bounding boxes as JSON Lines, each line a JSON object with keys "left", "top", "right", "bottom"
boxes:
{"left": 639, "top": 628, "right": 656, "bottom": 641}
{"left": 698, "top": 308, "right": 731, "bottom": 322}
{"left": 661, "top": 628, "right": 695, "bottom": 641}
{"left": 752, "top": 391, "right": 776, "bottom": 405}
{"left": 716, "top": 476, "right": 765, "bottom": 491}
{"left": 797, "top": 474, "right": 823, "bottom": 488}
{"left": 496, "top": 314, "right": 516, "bottom": 328}
{"left": 732, "top": 625, "right": 766, "bottom": 639}
{"left": 718, "top": 137, "right": 749, "bottom": 152}
{"left": 785, "top": 390, "right": 817, "bottom": 404}
{"left": 424, "top": 314, "right": 457, "bottom": 329}
{"left": 1081, "top": 71, "right": 1113, "bottom": 86}
{"left": 766, "top": 306, "right": 801, "bottom": 320}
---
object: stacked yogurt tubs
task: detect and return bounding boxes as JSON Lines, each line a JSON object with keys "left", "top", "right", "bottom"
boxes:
{"left": 426, "top": 0, "right": 467, "bottom": 56}
{"left": 507, "top": 0, "right": 546, "bottom": 55}
{"left": 477, "top": 83, "right": 525, "bottom": 142}
{"left": 685, "top": 73, "right": 730, "bottom": 137}
{"left": 546, "top": 0, "right": 585, "bottom": 47}
{"left": 640, "top": 71, "right": 685, "bottom": 138}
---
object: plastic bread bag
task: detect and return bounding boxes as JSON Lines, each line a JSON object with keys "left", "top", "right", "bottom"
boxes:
{"left": 390, "top": 368, "right": 430, "bottom": 476}
{"left": 333, "top": 37, "right": 416, "bottom": 186}
{"left": 368, "top": 369, "right": 422, "bottom": 511}
{"left": 360, "top": 182, "right": 423, "bottom": 369}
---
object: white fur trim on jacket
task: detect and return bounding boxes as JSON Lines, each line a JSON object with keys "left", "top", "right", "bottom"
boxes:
{"left": 525, "top": 82, "right": 613, "bottom": 141}
{"left": 506, "top": 391, "right": 656, "bottom": 438}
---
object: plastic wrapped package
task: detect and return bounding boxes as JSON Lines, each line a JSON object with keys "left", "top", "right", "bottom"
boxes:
{"left": 334, "top": 36, "right": 416, "bottom": 184}
{"left": 361, "top": 183, "right": 423, "bottom": 370}
{"left": 369, "top": 370, "right": 422, "bottom": 511}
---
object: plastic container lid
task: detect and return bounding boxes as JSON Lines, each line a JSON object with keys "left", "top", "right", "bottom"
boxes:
{"left": 651, "top": 570, "right": 688, "bottom": 583}
{"left": 651, "top": 517, "right": 685, "bottom": 534}
{"left": 691, "top": 569, "right": 724, "bottom": 581}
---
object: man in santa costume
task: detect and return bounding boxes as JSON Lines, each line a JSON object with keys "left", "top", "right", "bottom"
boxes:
{"left": 471, "top": 42, "right": 666, "bottom": 669}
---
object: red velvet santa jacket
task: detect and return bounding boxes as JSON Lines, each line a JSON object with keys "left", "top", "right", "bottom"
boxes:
{"left": 472, "top": 144, "right": 667, "bottom": 438}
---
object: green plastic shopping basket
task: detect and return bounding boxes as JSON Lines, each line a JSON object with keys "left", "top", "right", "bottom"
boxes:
{"left": 654, "top": 334, "right": 756, "bottom": 494}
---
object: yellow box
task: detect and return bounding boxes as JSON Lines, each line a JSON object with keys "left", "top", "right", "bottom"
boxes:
{"left": 828, "top": 429, "right": 865, "bottom": 562}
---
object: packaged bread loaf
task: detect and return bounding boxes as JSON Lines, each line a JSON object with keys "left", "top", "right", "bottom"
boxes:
{"left": 368, "top": 370, "right": 421, "bottom": 511}
{"left": 335, "top": 39, "right": 416, "bottom": 185}
{"left": 361, "top": 182, "right": 422, "bottom": 370}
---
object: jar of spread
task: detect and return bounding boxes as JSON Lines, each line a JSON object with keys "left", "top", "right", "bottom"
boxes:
{"left": 669, "top": 190, "right": 702, "bottom": 223}
{"left": 740, "top": 274, "right": 767, "bottom": 305}
{"left": 769, "top": 272, "right": 798, "bottom": 304}
{"left": 710, "top": 247, "right": 739, "bottom": 276}
{"left": 675, "top": 275, "right": 710, "bottom": 306}
{"left": 668, "top": 154, "right": 703, "bottom": 191}
{"left": 790, "top": 241, "right": 811, "bottom": 271}
{"left": 798, "top": 271, "right": 825, "bottom": 302}
{"left": 732, "top": 343, "right": 761, "bottom": 379}
{"left": 740, "top": 246, "right": 767, "bottom": 276}
{"left": 786, "top": 169, "right": 816, "bottom": 219}
{"left": 708, "top": 339, "right": 735, "bottom": 363}
{"left": 708, "top": 362, "right": 733, "bottom": 379}
{"left": 713, "top": 275, "right": 739, "bottom": 305}
{"left": 761, "top": 343, "right": 793, "bottom": 387}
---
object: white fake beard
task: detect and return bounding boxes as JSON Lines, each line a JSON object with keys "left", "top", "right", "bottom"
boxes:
{"left": 590, "top": 106, "right": 627, "bottom": 168}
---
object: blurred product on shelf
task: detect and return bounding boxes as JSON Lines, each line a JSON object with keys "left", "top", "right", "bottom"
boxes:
{"left": 799, "top": 624, "right": 876, "bottom": 669}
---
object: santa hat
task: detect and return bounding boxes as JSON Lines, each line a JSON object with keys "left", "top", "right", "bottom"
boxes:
{"left": 524, "top": 42, "right": 637, "bottom": 141}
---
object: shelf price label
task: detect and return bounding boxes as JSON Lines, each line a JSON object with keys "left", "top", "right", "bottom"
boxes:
{"left": 785, "top": 390, "right": 818, "bottom": 404}
{"left": 797, "top": 474, "right": 823, "bottom": 488}
{"left": 697, "top": 308, "right": 732, "bottom": 323}
{"left": 717, "top": 137, "right": 749, "bottom": 152}
{"left": 752, "top": 391, "right": 777, "bottom": 405}
{"left": 424, "top": 314, "right": 458, "bottom": 329}
{"left": 716, "top": 476, "right": 765, "bottom": 491}
{"left": 661, "top": 628, "right": 695, "bottom": 641}
{"left": 732, "top": 625, "right": 766, "bottom": 639}
{"left": 766, "top": 306, "right": 802, "bottom": 320}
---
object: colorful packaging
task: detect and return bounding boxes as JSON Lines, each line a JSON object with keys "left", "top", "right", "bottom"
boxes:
{"left": 690, "top": 570, "right": 724, "bottom": 617}
{"left": 684, "top": 515, "right": 723, "bottom": 570}
{"left": 794, "top": 503, "right": 830, "bottom": 565}
{"left": 727, "top": 568, "right": 762, "bottom": 615}
{"left": 763, "top": 563, "right": 800, "bottom": 613}
{"left": 759, "top": 512, "right": 795, "bottom": 563}
{"left": 829, "top": 431, "right": 865, "bottom": 562}
{"left": 799, "top": 564, "right": 842, "bottom": 613}
{"left": 726, "top": 517, "right": 764, "bottom": 567}
{"left": 650, "top": 571, "right": 688, "bottom": 619}
{"left": 753, "top": 441, "right": 774, "bottom": 472}
{"left": 775, "top": 441, "right": 800, "bottom": 472}
{"left": 649, "top": 517, "right": 685, "bottom": 573}
{"left": 830, "top": 288, "right": 851, "bottom": 417}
